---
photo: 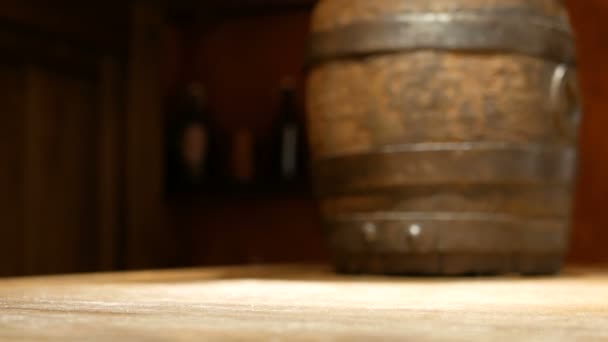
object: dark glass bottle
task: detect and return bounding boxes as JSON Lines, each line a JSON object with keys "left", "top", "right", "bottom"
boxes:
{"left": 267, "top": 77, "right": 308, "bottom": 189}
{"left": 165, "top": 82, "right": 220, "bottom": 196}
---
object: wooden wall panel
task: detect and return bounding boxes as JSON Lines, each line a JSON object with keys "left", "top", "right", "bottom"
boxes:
{"left": 23, "top": 68, "right": 98, "bottom": 274}
{"left": 97, "top": 57, "right": 123, "bottom": 271}
{"left": 0, "top": 64, "right": 25, "bottom": 276}
{"left": 162, "top": 26, "right": 186, "bottom": 96}
{"left": 566, "top": 0, "right": 608, "bottom": 263}
{"left": 126, "top": 1, "right": 173, "bottom": 269}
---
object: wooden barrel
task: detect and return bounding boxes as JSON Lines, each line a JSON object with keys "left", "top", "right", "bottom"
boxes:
{"left": 306, "top": 0, "right": 580, "bottom": 275}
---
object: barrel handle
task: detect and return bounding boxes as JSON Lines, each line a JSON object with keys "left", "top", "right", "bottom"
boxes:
{"left": 549, "top": 64, "right": 581, "bottom": 141}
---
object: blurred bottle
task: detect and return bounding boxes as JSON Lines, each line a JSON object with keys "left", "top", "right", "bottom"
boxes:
{"left": 165, "top": 82, "right": 220, "bottom": 196}
{"left": 267, "top": 76, "right": 308, "bottom": 188}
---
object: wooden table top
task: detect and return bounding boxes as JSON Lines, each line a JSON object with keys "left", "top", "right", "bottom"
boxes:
{"left": 1, "top": 265, "right": 607, "bottom": 341}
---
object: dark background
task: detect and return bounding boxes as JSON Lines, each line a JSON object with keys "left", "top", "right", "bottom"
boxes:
{"left": 0, "top": 0, "right": 606, "bottom": 277}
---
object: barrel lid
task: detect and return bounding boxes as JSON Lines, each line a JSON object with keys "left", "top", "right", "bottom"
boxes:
{"left": 308, "top": 0, "right": 575, "bottom": 66}
{"left": 312, "top": 0, "right": 570, "bottom": 33}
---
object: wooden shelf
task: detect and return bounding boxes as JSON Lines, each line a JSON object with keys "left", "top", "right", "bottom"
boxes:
{"left": 2, "top": 265, "right": 608, "bottom": 340}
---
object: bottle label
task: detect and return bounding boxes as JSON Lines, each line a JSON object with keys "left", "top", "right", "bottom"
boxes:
{"left": 282, "top": 124, "right": 298, "bottom": 180}
{"left": 181, "top": 123, "right": 208, "bottom": 182}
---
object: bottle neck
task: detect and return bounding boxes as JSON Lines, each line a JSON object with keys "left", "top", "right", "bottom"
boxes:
{"left": 192, "top": 93, "right": 207, "bottom": 111}
{"left": 279, "top": 89, "right": 297, "bottom": 121}
{"left": 180, "top": 82, "right": 209, "bottom": 121}
{"left": 182, "top": 93, "right": 210, "bottom": 126}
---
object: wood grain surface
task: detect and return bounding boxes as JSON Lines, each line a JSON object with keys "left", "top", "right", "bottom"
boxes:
{"left": 0, "top": 265, "right": 607, "bottom": 341}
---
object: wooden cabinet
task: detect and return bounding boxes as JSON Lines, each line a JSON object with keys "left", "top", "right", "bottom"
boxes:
{"left": 0, "top": 1, "right": 126, "bottom": 276}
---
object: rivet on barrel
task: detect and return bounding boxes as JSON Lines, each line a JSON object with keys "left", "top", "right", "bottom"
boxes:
{"left": 408, "top": 224, "right": 422, "bottom": 238}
